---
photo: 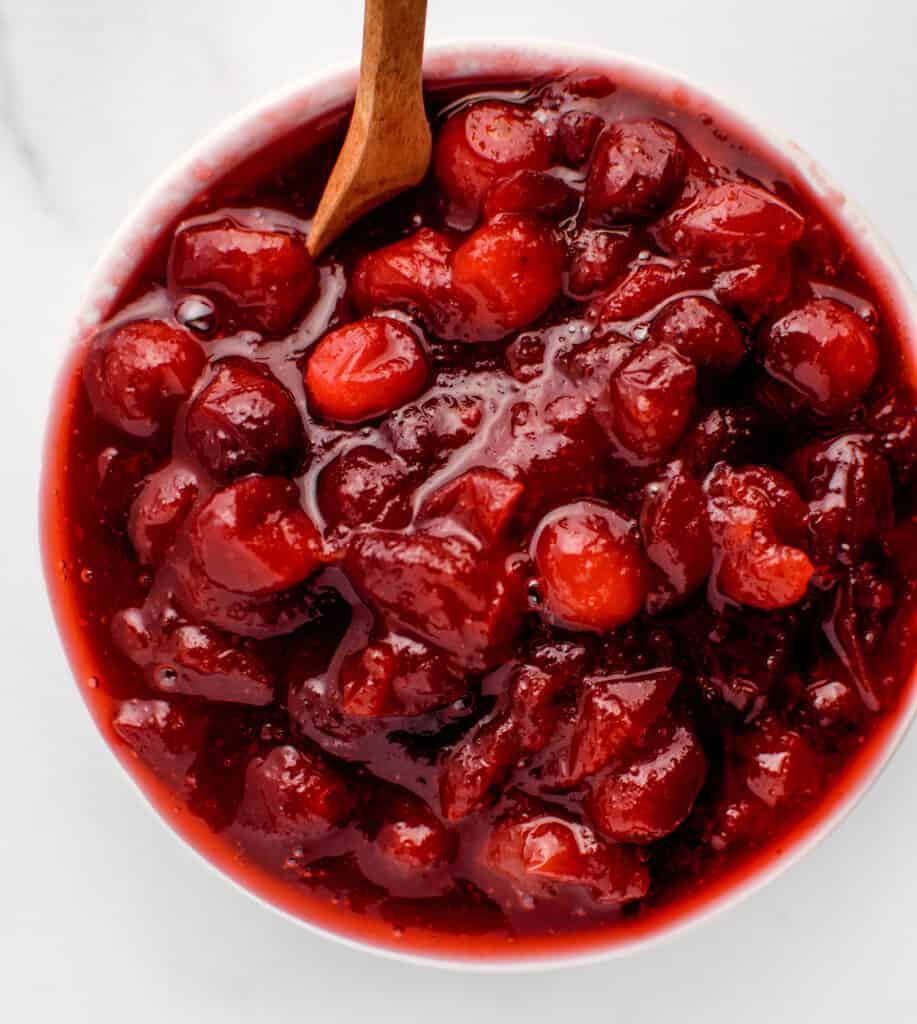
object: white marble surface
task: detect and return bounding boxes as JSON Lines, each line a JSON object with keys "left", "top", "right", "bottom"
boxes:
{"left": 4, "top": 1, "right": 917, "bottom": 1020}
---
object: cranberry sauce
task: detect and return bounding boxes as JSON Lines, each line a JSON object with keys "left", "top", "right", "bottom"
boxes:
{"left": 44, "top": 68, "right": 917, "bottom": 959}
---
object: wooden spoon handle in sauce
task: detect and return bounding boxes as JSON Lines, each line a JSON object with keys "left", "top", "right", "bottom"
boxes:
{"left": 307, "top": 0, "right": 431, "bottom": 257}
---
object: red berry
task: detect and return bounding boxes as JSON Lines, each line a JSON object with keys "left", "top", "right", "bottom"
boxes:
{"left": 533, "top": 501, "right": 650, "bottom": 632}
{"left": 586, "top": 720, "right": 706, "bottom": 842}
{"left": 316, "top": 443, "right": 413, "bottom": 530}
{"left": 440, "top": 715, "right": 519, "bottom": 821}
{"left": 714, "top": 257, "right": 792, "bottom": 320}
{"left": 569, "top": 667, "right": 682, "bottom": 781}
{"left": 434, "top": 101, "right": 551, "bottom": 220}
{"left": 185, "top": 358, "right": 306, "bottom": 479}
{"left": 483, "top": 170, "right": 578, "bottom": 221}
{"left": 585, "top": 119, "right": 687, "bottom": 221}
{"left": 190, "top": 476, "right": 324, "bottom": 596}
{"left": 452, "top": 214, "right": 564, "bottom": 341}
{"left": 677, "top": 405, "right": 762, "bottom": 477}
{"left": 418, "top": 468, "right": 524, "bottom": 547}
{"left": 650, "top": 296, "right": 745, "bottom": 372}
{"left": 555, "top": 110, "right": 604, "bottom": 167}
{"left": 113, "top": 698, "right": 207, "bottom": 781}
{"left": 372, "top": 791, "right": 456, "bottom": 872}
{"left": 242, "top": 745, "right": 354, "bottom": 835}
{"left": 84, "top": 319, "right": 204, "bottom": 438}
{"left": 170, "top": 218, "right": 317, "bottom": 334}
{"left": 609, "top": 344, "right": 696, "bottom": 460}
{"left": 128, "top": 463, "right": 198, "bottom": 565}
{"left": 305, "top": 317, "right": 429, "bottom": 424}
{"left": 657, "top": 182, "right": 805, "bottom": 264}
{"left": 565, "top": 228, "right": 635, "bottom": 298}
{"left": 589, "top": 260, "right": 708, "bottom": 323}
{"left": 640, "top": 462, "right": 713, "bottom": 612}
{"left": 344, "top": 530, "right": 524, "bottom": 670}
{"left": 763, "top": 298, "right": 879, "bottom": 416}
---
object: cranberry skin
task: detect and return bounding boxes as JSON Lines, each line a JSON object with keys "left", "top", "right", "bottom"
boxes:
{"left": 305, "top": 317, "right": 429, "bottom": 425}
{"left": 351, "top": 228, "right": 456, "bottom": 329}
{"left": 800, "top": 665, "right": 862, "bottom": 728}
{"left": 763, "top": 298, "right": 879, "bottom": 417}
{"left": 170, "top": 219, "right": 317, "bottom": 334}
{"left": 609, "top": 344, "right": 696, "bottom": 460}
{"left": 190, "top": 476, "right": 324, "bottom": 596}
{"left": 418, "top": 468, "right": 524, "bottom": 547}
{"left": 434, "top": 100, "right": 552, "bottom": 220}
{"left": 677, "top": 405, "right": 761, "bottom": 478}
{"left": 706, "top": 463, "right": 814, "bottom": 610}
{"left": 344, "top": 530, "right": 525, "bottom": 670}
{"left": 714, "top": 257, "right": 792, "bottom": 321}
{"left": 452, "top": 214, "right": 564, "bottom": 341}
{"left": 585, "top": 119, "right": 687, "bottom": 221}
{"left": 590, "top": 260, "right": 708, "bottom": 323}
{"left": 650, "top": 296, "right": 746, "bottom": 372}
{"left": 739, "top": 717, "right": 820, "bottom": 809}
{"left": 128, "top": 464, "right": 199, "bottom": 565}
{"left": 113, "top": 698, "right": 207, "bottom": 782}
{"left": 640, "top": 462, "right": 713, "bottom": 612}
{"left": 440, "top": 715, "right": 519, "bottom": 820}
{"left": 84, "top": 319, "right": 205, "bottom": 438}
{"left": 242, "top": 745, "right": 354, "bottom": 836}
{"left": 317, "top": 444, "right": 413, "bottom": 530}
{"left": 569, "top": 667, "right": 682, "bottom": 781}
{"left": 484, "top": 803, "right": 649, "bottom": 906}
{"left": 586, "top": 721, "right": 706, "bottom": 843}
{"left": 370, "top": 790, "right": 456, "bottom": 876}
{"left": 789, "top": 435, "right": 893, "bottom": 564}
{"left": 483, "top": 171, "right": 578, "bottom": 221}
{"left": 555, "top": 110, "right": 605, "bottom": 167}
{"left": 533, "top": 501, "right": 650, "bottom": 632}
{"left": 185, "top": 359, "right": 306, "bottom": 479}
{"left": 657, "top": 182, "right": 805, "bottom": 265}
{"left": 565, "top": 229, "right": 635, "bottom": 299}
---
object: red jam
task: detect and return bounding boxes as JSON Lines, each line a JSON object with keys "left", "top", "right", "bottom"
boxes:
{"left": 43, "top": 67, "right": 917, "bottom": 961}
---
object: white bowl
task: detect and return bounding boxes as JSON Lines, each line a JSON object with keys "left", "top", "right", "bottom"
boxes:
{"left": 43, "top": 40, "right": 917, "bottom": 970}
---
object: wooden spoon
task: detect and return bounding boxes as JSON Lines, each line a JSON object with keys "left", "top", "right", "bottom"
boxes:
{"left": 307, "top": 0, "right": 431, "bottom": 257}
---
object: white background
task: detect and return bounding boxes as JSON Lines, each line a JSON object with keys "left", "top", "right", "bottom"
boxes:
{"left": 4, "top": 1, "right": 917, "bottom": 1020}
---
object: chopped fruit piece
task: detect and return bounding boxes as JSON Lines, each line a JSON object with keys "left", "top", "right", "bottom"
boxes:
{"left": 585, "top": 119, "right": 687, "bottom": 221}
{"left": 763, "top": 298, "right": 879, "bottom": 416}
{"left": 128, "top": 464, "right": 198, "bottom": 565}
{"left": 706, "top": 463, "right": 814, "bottom": 610}
{"left": 713, "top": 257, "right": 791, "bottom": 320}
{"left": 657, "top": 182, "right": 805, "bottom": 264}
{"left": 483, "top": 171, "right": 578, "bottom": 221}
{"left": 484, "top": 802, "right": 649, "bottom": 905}
{"left": 344, "top": 530, "right": 524, "bottom": 669}
{"left": 452, "top": 214, "right": 565, "bottom": 341}
{"left": 569, "top": 667, "right": 681, "bottom": 781}
{"left": 533, "top": 501, "right": 650, "bottom": 631}
{"left": 609, "top": 344, "right": 696, "bottom": 460}
{"left": 640, "top": 462, "right": 713, "bottom": 612}
{"left": 113, "top": 699, "right": 207, "bottom": 781}
{"left": 565, "top": 228, "right": 635, "bottom": 298}
{"left": 84, "top": 319, "right": 205, "bottom": 438}
{"left": 305, "top": 317, "right": 429, "bottom": 425}
{"left": 242, "top": 745, "right": 354, "bottom": 835}
{"left": 190, "top": 476, "right": 324, "bottom": 596}
{"left": 589, "top": 260, "right": 708, "bottom": 323}
{"left": 434, "top": 100, "right": 551, "bottom": 220}
{"left": 170, "top": 218, "right": 317, "bottom": 334}
{"left": 418, "top": 468, "right": 524, "bottom": 546}
{"left": 586, "top": 720, "right": 706, "bottom": 842}
{"left": 185, "top": 358, "right": 306, "bottom": 479}
{"left": 650, "top": 296, "right": 745, "bottom": 372}
{"left": 440, "top": 716, "right": 519, "bottom": 821}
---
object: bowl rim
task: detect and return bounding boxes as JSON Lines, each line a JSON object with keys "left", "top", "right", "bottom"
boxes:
{"left": 45, "top": 37, "right": 917, "bottom": 972}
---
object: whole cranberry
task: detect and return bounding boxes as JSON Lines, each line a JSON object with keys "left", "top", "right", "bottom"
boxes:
{"left": 128, "top": 463, "right": 199, "bottom": 565}
{"left": 609, "top": 344, "right": 696, "bottom": 460}
{"left": 84, "top": 319, "right": 205, "bottom": 438}
{"left": 533, "top": 501, "right": 650, "bottom": 632}
{"left": 190, "top": 476, "right": 324, "bottom": 596}
{"left": 317, "top": 444, "right": 413, "bottom": 530}
{"left": 763, "top": 298, "right": 879, "bottom": 417}
{"left": 586, "top": 720, "right": 706, "bottom": 843}
{"left": 434, "top": 100, "right": 552, "bottom": 221}
{"left": 170, "top": 218, "right": 317, "bottom": 334}
{"left": 585, "top": 119, "right": 687, "bottom": 221}
{"left": 452, "top": 214, "right": 565, "bottom": 341}
{"left": 650, "top": 296, "right": 746, "bottom": 372}
{"left": 305, "top": 317, "right": 429, "bottom": 425}
{"left": 369, "top": 790, "right": 456, "bottom": 878}
{"left": 185, "top": 358, "right": 306, "bottom": 479}
{"left": 657, "top": 182, "right": 805, "bottom": 265}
